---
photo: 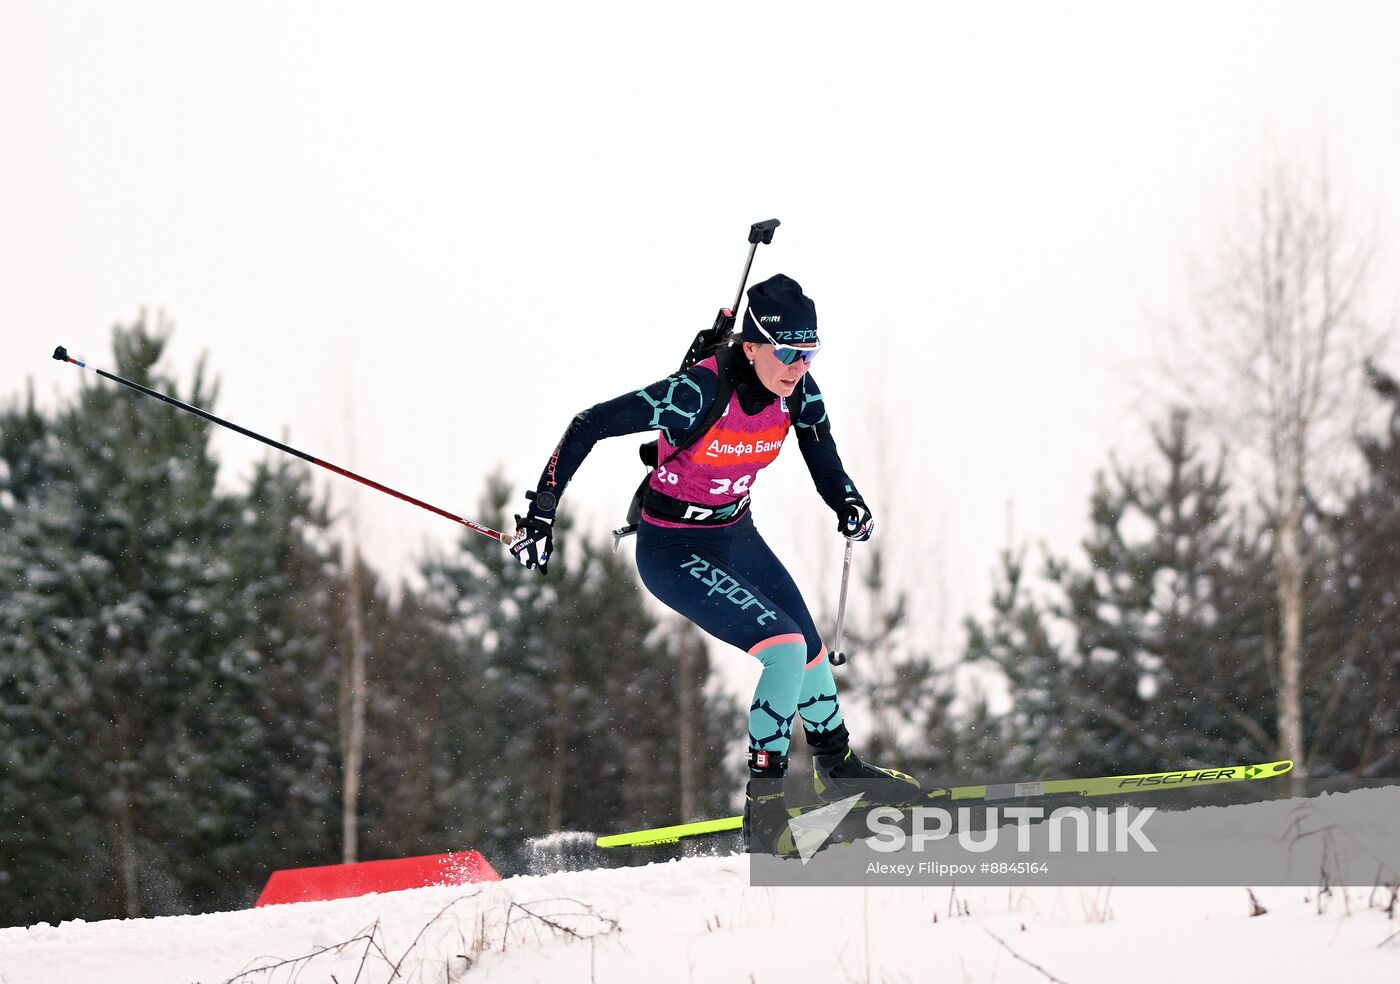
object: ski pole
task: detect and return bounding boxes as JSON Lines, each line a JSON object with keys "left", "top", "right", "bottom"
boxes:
{"left": 51, "top": 345, "right": 513, "bottom": 545}
{"left": 828, "top": 540, "right": 854, "bottom": 666}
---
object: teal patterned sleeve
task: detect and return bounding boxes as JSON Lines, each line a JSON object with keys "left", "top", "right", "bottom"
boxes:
{"left": 531, "top": 366, "right": 718, "bottom": 516}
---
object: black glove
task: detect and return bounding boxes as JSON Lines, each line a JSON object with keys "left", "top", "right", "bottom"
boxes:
{"left": 510, "top": 514, "right": 553, "bottom": 573}
{"left": 836, "top": 497, "right": 874, "bottom": 542}
{"left": 510, "top": 491, "right": 556, "bottom": 574}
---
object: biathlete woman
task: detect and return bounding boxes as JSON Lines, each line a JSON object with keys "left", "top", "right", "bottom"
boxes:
{"left": 509, "top": 274, "right": 919, "bottom": 841}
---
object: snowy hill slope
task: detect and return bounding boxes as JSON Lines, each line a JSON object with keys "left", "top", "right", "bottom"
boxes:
{"left": 4, "top": 788, "right": 1399, "bottom": 983}
{"left": 2, "top": 848, "right": 1397, "bottom": 984}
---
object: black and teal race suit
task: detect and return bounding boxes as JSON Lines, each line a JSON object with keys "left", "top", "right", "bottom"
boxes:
{"left": 532, "top": 349, "right": 864, "bottom": 762}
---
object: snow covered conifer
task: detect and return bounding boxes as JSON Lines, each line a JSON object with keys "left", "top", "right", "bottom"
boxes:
{"left": 1, "top": 319, "right": 341, "bottom": 921}
{"left": 1046, "top": 410, "right": 1278, "bottom": 773}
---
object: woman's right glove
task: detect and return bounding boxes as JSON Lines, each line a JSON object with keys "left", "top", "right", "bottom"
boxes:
{"left": 509, "top": 491, "right": 556, "bottom": 574}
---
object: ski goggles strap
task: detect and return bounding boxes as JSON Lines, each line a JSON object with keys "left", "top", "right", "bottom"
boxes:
{"left": 746, "top": 311, "right": 821, "bottom": 365}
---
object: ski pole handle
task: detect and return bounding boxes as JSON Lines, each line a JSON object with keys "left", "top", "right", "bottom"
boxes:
{"left": 829, "top": 539, "right": 854, "bottom": 666}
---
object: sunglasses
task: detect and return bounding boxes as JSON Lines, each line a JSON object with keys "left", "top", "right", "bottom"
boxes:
{"left": 748, "top": 315, "right": 821, "bottom": 366}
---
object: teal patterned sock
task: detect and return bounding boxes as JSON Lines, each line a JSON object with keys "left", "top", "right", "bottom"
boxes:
{"left": 797, "top": 648, "right": 844, "bottom": 734}
{"left": 747, "top": 639, "right": 806, "bottom": 758}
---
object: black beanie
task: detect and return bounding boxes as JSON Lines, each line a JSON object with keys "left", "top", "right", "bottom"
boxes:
{"left": 742, "top": 274, "right": 819, "bottom": 346}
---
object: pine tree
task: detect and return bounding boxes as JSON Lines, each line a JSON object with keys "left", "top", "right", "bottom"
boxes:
{"left": 0, "top": 320, "right": 248, "bottom": 919}
{"left": 962, "top": 545, "right": 1077, "bottom": 777}
{"left": 1045, "top": 410, "right": 1278, "bottom": 774}
{"left": 410, "top": 473, "right": 742, "bottom": 863}
{"left": 217, "top": 456, "right": 342, "bottom": 888}
{"left": 1310, "top": 362, "right": 1400, "bottom": 776}
{"left": 549, "top": 537, "right": 739, "bottom": 833}
{"left": 0, "top": 320, "right": 346, "bottom": 922}
{"left": 355, "top": 578, "right": 473, "bottom": 858}
{"left": 962, "top": 403, "right": 1400, "bottom": 783}
{"left": 410, "top": 473, "right": 566, "bottom": 858}
{"left": 962, "top": 410, "right": 1288, "bottom": 780}
{"left": 834, "top": 540, "right": 937, "bottom": 766}
{"left": 665, "top": 619, "right": 744, "bottom": 821}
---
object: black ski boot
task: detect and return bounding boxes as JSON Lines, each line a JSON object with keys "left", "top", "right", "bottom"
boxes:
{"left": 742, "top": 749, "right": 789, "bottom": 855}
{"left": 807, "top": 724, "right": 921, "bottom": 805}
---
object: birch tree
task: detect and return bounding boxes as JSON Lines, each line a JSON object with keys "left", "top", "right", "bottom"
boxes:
{"left": 1173, "top": 155, "right": 1377, "bottom": 786}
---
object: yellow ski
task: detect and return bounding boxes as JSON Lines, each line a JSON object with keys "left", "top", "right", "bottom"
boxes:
{"left": 596, "top": 759, "right": 1294, "bottom": 848}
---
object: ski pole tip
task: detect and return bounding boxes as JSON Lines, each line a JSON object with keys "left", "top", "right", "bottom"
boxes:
{"left": 52, "top": 345, "right": 68, "bottom": 362}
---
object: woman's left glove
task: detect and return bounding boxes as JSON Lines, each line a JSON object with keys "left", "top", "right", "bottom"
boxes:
{"left": 836, "top": 497, "right": 875, "bottom": 542}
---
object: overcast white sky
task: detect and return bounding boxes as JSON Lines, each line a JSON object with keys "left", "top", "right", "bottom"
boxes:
{"left": 3, "top": 1, "right": 1398, "bottom": 670}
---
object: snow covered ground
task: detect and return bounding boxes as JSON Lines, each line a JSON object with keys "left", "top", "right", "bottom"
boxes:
{"left": 2, "top": 850, "right": 1397, "bottom": 984}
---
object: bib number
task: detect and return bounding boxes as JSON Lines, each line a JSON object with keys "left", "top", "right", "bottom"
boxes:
{"left": 708, "top": 474, "right": 753, "bottom": 496}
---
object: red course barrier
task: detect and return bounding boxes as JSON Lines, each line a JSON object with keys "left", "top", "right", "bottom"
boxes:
{"left": 255, "top": 851, "right": 500, "bottom": 907}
